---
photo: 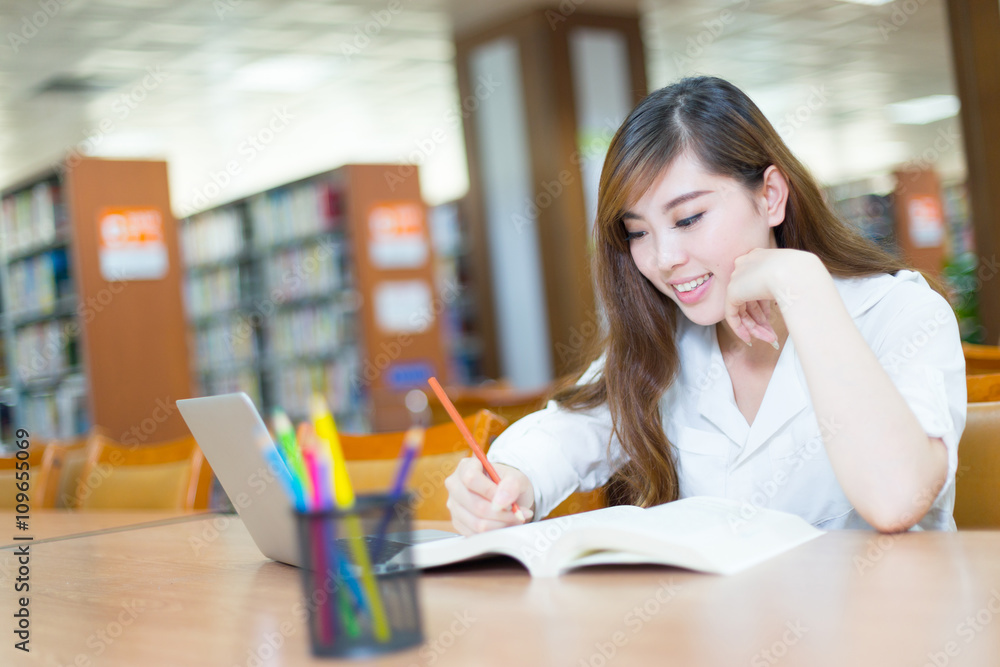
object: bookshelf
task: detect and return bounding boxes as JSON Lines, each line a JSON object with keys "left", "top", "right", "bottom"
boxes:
{"left": 181, "top": 164, "right": 448, "bottom": 432}
{"left": 0, "top": 158, "right": 193, "bottom": 447}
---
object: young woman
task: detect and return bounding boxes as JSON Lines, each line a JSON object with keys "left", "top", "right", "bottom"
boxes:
{"left": 445, "top": 76, "right": 966, "bottom": 534}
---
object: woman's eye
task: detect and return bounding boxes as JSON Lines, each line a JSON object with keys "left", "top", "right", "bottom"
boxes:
{"left": 676, "top": 212, "right": 704, "bottom": 228}
{"left": 625, "top": 230, "right": 646, "bottom": 242}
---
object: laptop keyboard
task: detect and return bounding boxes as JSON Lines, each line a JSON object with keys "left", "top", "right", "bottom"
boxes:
{"left": 335, "top": 536, "right": 409, "bottom": 566}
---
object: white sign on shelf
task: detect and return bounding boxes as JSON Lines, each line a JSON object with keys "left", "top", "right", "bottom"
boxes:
{"left": 98, "top": 207, "right": 169, "bottom": 280}
{"left": 374, "top": 280, "right": 433, "bottom": 334}
{"left": 368, "top": 202, "right": 428, "bottom": 269}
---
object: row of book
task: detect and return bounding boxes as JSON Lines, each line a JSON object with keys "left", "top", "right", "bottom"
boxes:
{"left": 14, "top": 320, "right": 78, "bottom": 381}
{"left": 180, "top": 207, "right": 246, "bottom": 267}
{"left": 267, "top": 359, "right": 366, "bottom": 431}
{"left": 185, "top": 265, "right": 243, "bottom": 319}
{"left": 267, "top": 304, "right": 357, "bottom": 359}
{"left": 194, "top": 318, "right": 257, "bottom": 370}
{"left": 248, "top": 180, "right": 341, "bottom": 247}
{"left": 0, "top": 180, "right": 64, "bottom": 256}
{"left": 5, "top": 249, "right": 73, "bottom": 316}
{"left": 201, "top": 367, "right": 262, "bottom": 409}
{"left": 21, "top": 374, "right": 89, "bottom": 440}
{"left": 261, "top": 240, "right": 350, "bottom": 302}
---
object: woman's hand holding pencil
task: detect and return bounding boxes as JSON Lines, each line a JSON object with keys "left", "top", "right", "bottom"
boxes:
{"left": 444, "top": 457, "right": 535, "bottom": 535}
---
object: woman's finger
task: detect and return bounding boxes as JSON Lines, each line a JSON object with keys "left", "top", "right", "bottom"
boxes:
{"left": 746, "top": 300, "right": 777, "bottom": 344}
{"left": 728, "top": 304, "right": 753, "bottom": 346}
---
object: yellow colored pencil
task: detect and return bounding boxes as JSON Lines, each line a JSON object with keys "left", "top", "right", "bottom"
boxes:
{"left": 310, "top": 394, "right": 392, "bottom": 642}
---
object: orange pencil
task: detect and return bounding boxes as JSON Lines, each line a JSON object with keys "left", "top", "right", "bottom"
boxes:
{"left": 426, "top": 377, "right": 526, "bottom": 522}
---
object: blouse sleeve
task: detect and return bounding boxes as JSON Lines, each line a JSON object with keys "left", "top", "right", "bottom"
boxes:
{"left": 486, "top": 357, "right": 626, "bottom": 519}
{"left": 868, "top": 276, "right": 967, "bottom": 507}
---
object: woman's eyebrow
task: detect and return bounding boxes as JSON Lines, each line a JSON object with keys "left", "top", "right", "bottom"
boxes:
{"left": 622, "top": 190, "right": 711, "bottom": 221}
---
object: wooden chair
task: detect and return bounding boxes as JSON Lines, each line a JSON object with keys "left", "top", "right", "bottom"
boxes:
{"left": 953, "top": 401, "right": 1000, "bottom": 528}
{"left": 340, "top": 408, "right": 607, "bottom": 521}
{"left": 74, "top": 433, "right": 214, "bottom": 510}
{"left": 0, "top": 443, "right": 46, "bottom": 509}
{"left": 964, "top": 342, "right": 1000, "bottom": 374}
{"left": 339, "top": 410, "right": 508, "bottom": 521}
{"left": 968, "top": 373, "right": 1000, "bottom": 403}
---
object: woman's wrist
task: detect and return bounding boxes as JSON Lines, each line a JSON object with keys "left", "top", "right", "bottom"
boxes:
{"left": 770, "top": 251, "right": 833, "bottom": 318}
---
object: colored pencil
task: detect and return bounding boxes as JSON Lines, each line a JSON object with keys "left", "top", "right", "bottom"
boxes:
{"left": 310, "top": 394, "right": 393, "bottom": 643}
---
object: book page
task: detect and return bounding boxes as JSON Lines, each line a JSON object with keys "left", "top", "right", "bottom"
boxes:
{"left": 546, "top": 497, "right": 823, "bottom": 576}
{"left": 409, "top": 505, "right": 643, "bottom": 576}
{"left": 409, "top": 497, "right": 822, "bottom": 577}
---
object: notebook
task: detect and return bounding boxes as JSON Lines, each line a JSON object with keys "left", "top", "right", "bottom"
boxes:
{"left": 176, "top": 393, "right": 455, "bottom": 568}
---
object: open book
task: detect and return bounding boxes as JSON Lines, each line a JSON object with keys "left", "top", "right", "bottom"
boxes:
{"left": 409, "top": 496, "right": 823, "bottom": 576}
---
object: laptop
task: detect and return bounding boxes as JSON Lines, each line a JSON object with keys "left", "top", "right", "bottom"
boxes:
{"left": 176, "top": 393, "right": 456, "bottom": 568}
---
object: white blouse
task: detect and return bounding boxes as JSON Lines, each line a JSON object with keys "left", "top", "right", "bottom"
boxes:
{"left": 488, "top": 270, "right": 967, "bottom": 530}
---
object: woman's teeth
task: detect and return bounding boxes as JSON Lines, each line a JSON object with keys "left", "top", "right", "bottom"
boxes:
{"left": 674, "top": 274, "right": 711, "bottom": 293}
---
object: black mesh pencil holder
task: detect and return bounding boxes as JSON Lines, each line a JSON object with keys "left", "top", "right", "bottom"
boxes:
{"left": 294, "top": 492, "right": 423, "bottom": 658}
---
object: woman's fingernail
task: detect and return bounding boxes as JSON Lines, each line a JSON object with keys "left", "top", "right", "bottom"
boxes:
{"left": 770, "top": 339, "right": 779, "bottom": 350}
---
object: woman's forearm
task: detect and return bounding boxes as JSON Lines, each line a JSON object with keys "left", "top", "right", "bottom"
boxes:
{"left": 775, "top": 255, "right": 948, "bottom": 532}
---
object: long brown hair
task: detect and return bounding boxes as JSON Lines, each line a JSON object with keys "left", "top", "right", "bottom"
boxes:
{"left": 554, "top": 76, "right": 915, "bottom": 507}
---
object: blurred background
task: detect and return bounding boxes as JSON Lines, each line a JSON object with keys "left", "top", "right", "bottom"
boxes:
{"left": 0, "top": 0, "right": 996, "bottom": 453}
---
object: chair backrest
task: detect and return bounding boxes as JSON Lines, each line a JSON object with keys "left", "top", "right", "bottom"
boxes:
{"left": 0, "top": 443, "right": 46, "bottom": 509}
{"left": 964, "top": 343, "right": 1000, "bottom": 374}
{"left": 968, "top": 373, "right": 1000, "bottom": 403}
{"left": 338, "top": 410, "right": 507, "bottom": 520}
{"left": 75, "top": 433, "right": 214, "bottom": 510}
{"left": 954, "top": 401, "right": 1000, "bottom": 528}
{"left": 427, "top": 383, "right": 549, "bottom": 428}
{"left": 34, "top": 437, "right": 89, "bottom": 508}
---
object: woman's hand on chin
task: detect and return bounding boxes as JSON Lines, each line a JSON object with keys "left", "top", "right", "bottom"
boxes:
{"left": 724, "top": 249, "right": 827, "bottom": 347}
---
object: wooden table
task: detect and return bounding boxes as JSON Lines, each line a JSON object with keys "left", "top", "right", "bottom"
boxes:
{"left": 3, "top": 512, "right": 1000, "bottom": 666}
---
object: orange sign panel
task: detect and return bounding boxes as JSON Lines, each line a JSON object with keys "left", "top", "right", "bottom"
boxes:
{"left": 97, "top": 207, "right": 169, "bottom": 280}
{"left": 368, "top": 202, "right": 428, "bottom": 269}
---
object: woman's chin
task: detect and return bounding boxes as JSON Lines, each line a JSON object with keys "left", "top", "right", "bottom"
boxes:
{"left": 675, "top": 303, "right": 725, "bottom": 327}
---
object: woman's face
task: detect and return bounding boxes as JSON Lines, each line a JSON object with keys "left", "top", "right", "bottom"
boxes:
{"left": 622, "top": 151, "right": 783, "bottom": 326}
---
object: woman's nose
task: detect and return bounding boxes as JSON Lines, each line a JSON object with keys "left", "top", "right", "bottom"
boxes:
{"left": 655, "top": 236, "right": 687, "bottom": 272}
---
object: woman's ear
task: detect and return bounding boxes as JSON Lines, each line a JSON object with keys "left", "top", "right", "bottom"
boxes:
{"left": 761, "top": 165, "right": 789, "bottom": 229}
